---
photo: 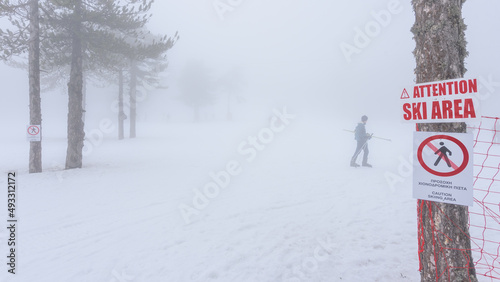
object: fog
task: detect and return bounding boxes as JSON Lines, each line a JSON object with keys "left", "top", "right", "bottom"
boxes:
{"left": 145, "top": 0, "right": 500, "bottom": 123}
{"left": 1, "top": 0, "right": 500, "bottom": 139}
{"left": 1, "top": 2, "right": 500, "bottom": 280}
{"left": 146, "top": 0, "right": 416, "bottom": 123}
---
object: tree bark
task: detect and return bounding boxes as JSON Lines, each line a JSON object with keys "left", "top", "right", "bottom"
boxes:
{"left": 129, "top": 60, "right": 137, "bottom": 138}
{"left": 82, "top": 75, "right": 87, "bottom": 123}
{"left": 29, "top": 0, "right": 42, "bottom": 173}
{"left": 412, "top": 0, "right": 477, "bottom": 281}
{"left": 118, "top": 68, "right": 125, "bottom": 140}
{"left": 65, "top": 0, "right": 85, "bottom": 169}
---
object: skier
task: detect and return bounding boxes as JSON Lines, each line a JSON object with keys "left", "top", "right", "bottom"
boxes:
{"left": 350, "top": 115, "right": 372, "bottom": 168}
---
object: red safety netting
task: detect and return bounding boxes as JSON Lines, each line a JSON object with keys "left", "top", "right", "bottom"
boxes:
{"left": 417, "top": 116, "right": 500, "bottom": 281}
{"left": 469, "top": 116, "right": 500, "bottom": 280}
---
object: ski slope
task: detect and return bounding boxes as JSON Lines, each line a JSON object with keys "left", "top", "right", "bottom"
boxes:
{"left": 1, "top": 115, "right": 422, "bottom": 281}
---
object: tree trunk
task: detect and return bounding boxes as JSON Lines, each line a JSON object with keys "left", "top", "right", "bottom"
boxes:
{"left": 412, "top": 0, "right": 477, "bottom": 281}
{"left": 118, "top": 68, "right": 125, "bottom": 140}
{"left": 29, "top": 0, "right": 42, "bottom": 173}
{"left": 65, "top": 0, "right": 85, "bottom": 169}
{"left": 129, "top": 60, "right": 137, "bottom": 138}
{"left": 82, "top": 75, "right": 87, "bottom": 123}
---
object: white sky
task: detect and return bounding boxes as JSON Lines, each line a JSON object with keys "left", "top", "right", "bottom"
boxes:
{"left": 146, "top": 0, "right": 500, "bottom": 121}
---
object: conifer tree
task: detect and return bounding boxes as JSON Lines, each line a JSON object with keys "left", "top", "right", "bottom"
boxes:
{"left": 0, "top": 0, "right": 42, "bottom": 173}
{"left": 412, "top": 0, "right": 478, "bottom": 280}
{"left": 39, "top": 0, "right": 166, "bottom": 169}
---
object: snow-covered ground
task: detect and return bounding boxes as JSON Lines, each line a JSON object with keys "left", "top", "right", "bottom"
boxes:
{"left": 0, "top": 112, "right": 424, "bottom": 281}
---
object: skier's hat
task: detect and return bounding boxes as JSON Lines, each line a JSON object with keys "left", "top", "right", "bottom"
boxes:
{"left": 361, "top": 115, "right": 368, "bottom": 122}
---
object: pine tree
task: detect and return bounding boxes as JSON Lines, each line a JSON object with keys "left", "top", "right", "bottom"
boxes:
{"left": 129, "top": 58, "right": 138, "bottom": 138}
{"left": 0, "top": 0, "right": 42, "bottom": 173}
{"left": 217, "top": 67, "right": 245, "bottom": 121}
{"left": 118, "top": 68, "right": 126, "bottom": 140}
{"left": 178, "top": 61, "right": 215, "bottom": 122}
{"left": 125, "top": 31, "right": 177, "bottom": 138}
{"left": 129, "top": 51, "right": 173, "bottom": 137}
{"left": 28, "top": 0, "right": 41, "bottom": 173}
{"left": 412, "top": 0, "right": 478, "bottom": 280}
{"left": 40, "top": 0, "right": 160, "bottom": 169}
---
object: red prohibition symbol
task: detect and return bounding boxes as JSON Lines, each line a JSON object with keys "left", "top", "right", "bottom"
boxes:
{"left": 27, "top": 125, "right": 40, "bottom": 135}
{"left": 417, "top": 134, "right": 469, "bottom": 177}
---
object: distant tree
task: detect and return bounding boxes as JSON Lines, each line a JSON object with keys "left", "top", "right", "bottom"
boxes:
{"left": 412, "top": 0, "right": 477, "bottom": 281}
{"left": 178, "top": 61, "right": 215, "bottom": 122}
{"left": 0, "top": 0, "right": 42, "bottom": 173}
{"left": 117, "top": 67, "right": 126, "bottom": 140}
{"left": 217, "top": 66, "right": 245, "bottom": 121}
{"left": 128, "top": 59, "right": 138, "bottom": 137}
{"left": 123, "top": 31, "right": 177, "bottom": 138}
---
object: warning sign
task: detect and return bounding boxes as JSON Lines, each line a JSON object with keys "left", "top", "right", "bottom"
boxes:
{"left": 413, "top": 131, "right": 473, "bottom": 206}
{"left": 26, "top": 125, "right": 41, "bottom": 142}
{"left": 401, "top": 88, "right": 410, "bottom": 99}
{"left": 400, "top": 78, "right": 480, "bottom": 123}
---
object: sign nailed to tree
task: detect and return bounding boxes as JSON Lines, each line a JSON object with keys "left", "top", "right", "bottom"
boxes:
{"left": 413, "top": 131, "right": 473, "bottom": 206}
{"left": 26, "top": 125, "right": 41, "bottom": 142}
{"left": 400, "top": 78, "right": 480, "bottom": 123}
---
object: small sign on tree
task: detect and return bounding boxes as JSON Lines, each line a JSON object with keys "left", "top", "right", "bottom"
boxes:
{"left": 26, "top": 125, "right": 41, "bottom": 142}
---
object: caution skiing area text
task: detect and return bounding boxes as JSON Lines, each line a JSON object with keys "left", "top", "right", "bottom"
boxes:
{"left": 413, "top": 131, "right": 473, "bottom": 206}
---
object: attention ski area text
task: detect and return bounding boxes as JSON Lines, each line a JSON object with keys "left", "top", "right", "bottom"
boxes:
{"left": 401, "top": 78, "right": 479, "bottom": 122}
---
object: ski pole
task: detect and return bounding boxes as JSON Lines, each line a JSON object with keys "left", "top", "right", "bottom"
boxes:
{"left": 343, "top": 129, "right": 392, "bottom": 142}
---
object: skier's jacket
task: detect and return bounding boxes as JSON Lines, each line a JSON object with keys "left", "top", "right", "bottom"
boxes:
{"left": 354, "top": 123, "right": 369, "bottom": 142}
